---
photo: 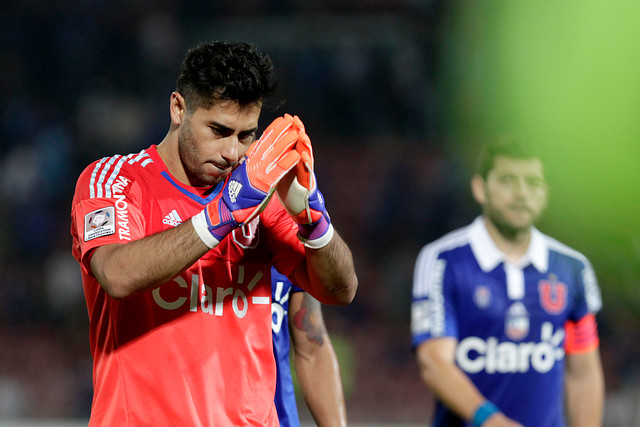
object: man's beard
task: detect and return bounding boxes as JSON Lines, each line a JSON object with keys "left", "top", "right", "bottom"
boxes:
{"left": 485, "top": 205, "right": 538, "bottom": 241}
{"left": 177, "top": 122, "right": 220, "bottom": 186}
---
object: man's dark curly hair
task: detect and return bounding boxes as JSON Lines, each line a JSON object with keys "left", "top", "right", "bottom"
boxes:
{"left": 176, "top": 41, "right": 278, "bottom": 113}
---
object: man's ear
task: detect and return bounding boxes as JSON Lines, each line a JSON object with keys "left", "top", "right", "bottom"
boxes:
{"left": 169, "top": 92, "right": 186, "bottom": 125}
{"left": 471, "top": 174, "right": 486, "bottom": 205}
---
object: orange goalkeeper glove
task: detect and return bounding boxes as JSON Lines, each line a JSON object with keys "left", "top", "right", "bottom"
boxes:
{"left": 193, "top": 115, "right": 300, "bottom": 248}
{"left": 277, "top": 116, "right": 333, "bottom": 249}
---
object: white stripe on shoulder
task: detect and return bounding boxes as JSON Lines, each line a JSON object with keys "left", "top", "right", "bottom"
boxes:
{"left": 104, "top": 153, "right": 137, "bottom": 198}
{"left": 413, "top": 225, "right": 471, "bottom": 297}
{"left": 543, "top": 234, "right": 602, "bottom": 313}
{"left": 89, "top": 157, "right": 108, "bottom": 199}
{"left": 128, "top": 149, "right": 150, "bottom": 165}
{"left": 88, "top": 149, "right": 152, "bottom": 199}
{"left": 95, "top": 155, "right": 122, "bottom": 198}
{"left": 543, "top": 234, "right": 587, "bottom": 263}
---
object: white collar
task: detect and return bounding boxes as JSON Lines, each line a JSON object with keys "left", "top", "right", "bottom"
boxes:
{"left": 468, "top": 216, "right": 548, "bottom": 273}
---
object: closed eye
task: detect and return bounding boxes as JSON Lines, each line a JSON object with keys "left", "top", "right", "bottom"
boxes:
{"left": 238, "top": 130, "right": 256, "bottom": 144}
{"left": 209, "top": 125, "right": 232, "bottom": 138}
{"left": 208, "top": 124, "right": 256, "bottom": 144}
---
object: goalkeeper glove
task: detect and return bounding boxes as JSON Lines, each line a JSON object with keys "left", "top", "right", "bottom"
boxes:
{"left": 192, "top": 115, "right": 300, "bottom": 248}
{"left": 277, "top": 116, "right": 334, "bottom": 249}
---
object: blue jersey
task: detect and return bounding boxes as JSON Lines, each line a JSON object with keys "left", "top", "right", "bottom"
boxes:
{"left": 411, "top": 217, "right": 602, "bottom": 427}
{"left": 271, "top": 268, "right": 304, "bottom": 427}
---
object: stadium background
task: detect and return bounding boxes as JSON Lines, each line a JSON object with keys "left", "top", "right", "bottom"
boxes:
{"left": 0, "top": 0, "right": 639, "bottom": 425}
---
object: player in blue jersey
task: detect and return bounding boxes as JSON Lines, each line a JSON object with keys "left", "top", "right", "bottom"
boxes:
{"left": 271, "top": 267, "right": 347, "bottom": 427}
{"left": 411, "top": 136, "right": 604, "bottom": 427}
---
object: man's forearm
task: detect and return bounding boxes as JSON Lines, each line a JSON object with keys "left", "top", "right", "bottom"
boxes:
{"left": 90, "top": 219, "right": 209, "bottom": 298}
{"left": 566, "top": 384, "right": 603, "bottom": 427}
{"left": 299, "top": 229, "right": 357, "bottom": 305}
{"left": 290, "top": 292, "right": 347, "bottom": 427}
{"left": 295, "top": 343, "right": 347, "bottom": 427}
{"left": 420, "top": 353, "right": 486, "bottom": 420}
{"left": 565, "top": 351, "right": 604, "bottom": 427}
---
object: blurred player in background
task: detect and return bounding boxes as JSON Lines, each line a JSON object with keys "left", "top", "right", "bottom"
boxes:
{"left": 411, "top": 136, "right": 604, "bottom": 426}
{"left": 71, "top": 41, "right": 357, "bottom": 426}
{"left": 271, "top": 267, "right": 347, "bottom": 427}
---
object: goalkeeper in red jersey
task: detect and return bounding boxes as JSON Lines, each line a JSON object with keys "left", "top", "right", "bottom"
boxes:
{"left": 70, "top": 41, "right": 357, "bottom": 426}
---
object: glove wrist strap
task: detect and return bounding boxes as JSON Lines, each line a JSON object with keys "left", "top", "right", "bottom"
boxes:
{"left": 192, "top": 209, "right": 221, "bottom": 249}
{"left": 298, "top": 222, "right": 334, "bottom": 249}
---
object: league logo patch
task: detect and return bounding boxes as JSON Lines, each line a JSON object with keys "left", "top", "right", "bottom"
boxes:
{"left": 84, "top": 207, "right": 116, "bottom": 242}
{"left": 473, "top": 285, "right": 492, "bottom": 309}
{"left": 505, "top": 302, "right": 530, "bottom": 341}
{"left": 539, "top": 276, "right": 568, "bottom": 314}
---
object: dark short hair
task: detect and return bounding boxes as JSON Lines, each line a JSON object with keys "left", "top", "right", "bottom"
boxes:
{"left": 176, "top": 41, "right": 278, "bottom": 113}
{"left": 474, "top": 134, "right": 542, "bottom": 179}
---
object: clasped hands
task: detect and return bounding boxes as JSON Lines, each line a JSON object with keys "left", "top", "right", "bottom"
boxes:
{"left": 192, "top": 114, "right": 333, "bottom": 249}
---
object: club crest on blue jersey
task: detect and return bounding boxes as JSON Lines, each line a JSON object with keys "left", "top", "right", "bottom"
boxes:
{"left": 505, "top": 302, "right": 529, "bottom": 341}
{"left": 538, "top": 276, "right": 568, "bottom": 314}
{"left": 473, "top": 286, "right": 492, "bottom": 309}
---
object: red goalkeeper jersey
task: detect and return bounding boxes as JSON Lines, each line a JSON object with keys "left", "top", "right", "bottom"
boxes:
{"left": 71, "top": 145, "right": 305, "bottom": 426}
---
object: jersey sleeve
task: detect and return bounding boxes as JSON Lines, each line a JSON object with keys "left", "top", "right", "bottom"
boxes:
{"left": 71, "top": 158, "right": 146, "bottom": 272}
{"left": 579, "top": 257, "right": 602, "bottom": 315}
{"left": 565, "top": 256, "right": 602, "bottom": 354}
{"left": 569, "top": 256, "right": 602, "bottom": 322}
{"left": 411, "top": 244, "right": 459, "bottom": 349}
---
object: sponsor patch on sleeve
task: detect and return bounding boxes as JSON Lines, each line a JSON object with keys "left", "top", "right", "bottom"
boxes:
{"left": 84, "top": 206, "right": 116, "bottom": 242}
{"left": 411, "top": 299, "right": 431, "bottom": 335}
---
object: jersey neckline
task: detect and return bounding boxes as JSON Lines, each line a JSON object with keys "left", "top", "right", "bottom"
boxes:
{"left": 147, "top": 144, "right": 223, "bottom": 205}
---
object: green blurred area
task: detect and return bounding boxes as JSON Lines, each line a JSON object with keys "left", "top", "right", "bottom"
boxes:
{"left": 441, "top": 0, "right": 640, "bottom": 305}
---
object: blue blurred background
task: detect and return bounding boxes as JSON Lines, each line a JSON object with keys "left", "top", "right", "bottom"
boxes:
{"left": 0, "top": 0, "right": 639, "bottom": 425}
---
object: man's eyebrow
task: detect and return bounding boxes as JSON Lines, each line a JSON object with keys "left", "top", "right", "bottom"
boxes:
{"left": 209, "top": 121, "right": 258, "bottom": 134}
{"left": 208, "top": 121, "right": 233, "bottom": 133}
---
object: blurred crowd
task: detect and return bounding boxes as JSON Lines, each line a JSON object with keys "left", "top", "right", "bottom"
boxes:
{"left": 1, "top": 1, "right": 639, "bottom": 424}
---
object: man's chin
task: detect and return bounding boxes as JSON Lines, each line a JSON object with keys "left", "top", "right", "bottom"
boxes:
{"left": 505, "top": 220, "right": 534, "bottom": 234}
{"left": 505, "top": 211, "right": 538, "bottom": 228}
{"left": 191, "top": 172, "right": 225, "bottom": 188}
{"left": 489, "top": 214, "right": 535, "bottom": 240}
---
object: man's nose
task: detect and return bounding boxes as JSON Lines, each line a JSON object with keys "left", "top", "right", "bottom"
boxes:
{"left": 512, "top": 178, "right": 527, "bottom": 197}
{"left": 220, "top": 136, "right": 240, "bottom": 164}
